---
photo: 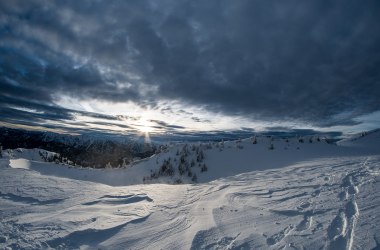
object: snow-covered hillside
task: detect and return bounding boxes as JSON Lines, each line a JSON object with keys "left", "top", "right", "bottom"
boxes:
{"left": 0, "top": 131, "right": 379, "bottom": 249}
{"left": 338, "top": 129, "right": 380, "bottom": 149}
{"left": 2, "top": 134, "right": 379, "bottom": 186}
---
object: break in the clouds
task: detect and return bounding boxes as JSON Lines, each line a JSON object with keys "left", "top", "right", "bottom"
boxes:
{"left": 0, "top": 0, "right": 380, "bottom": 136}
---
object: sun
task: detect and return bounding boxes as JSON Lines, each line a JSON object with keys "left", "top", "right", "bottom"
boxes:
{"left": 138, "top": 119, "right": 154, "bottom": 134}
{"left": 139, "top": 125, "right": 153, "bottom": 133}
{"left": 138, "top": 122, "right": 153, "bottom": 144}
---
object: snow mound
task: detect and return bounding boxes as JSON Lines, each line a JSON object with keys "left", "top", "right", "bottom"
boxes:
{"left": 9, "top": 159, "right": 31, "bottom": 169}
{"left": 338, "top": 129, "right": 380, "bottom": 151}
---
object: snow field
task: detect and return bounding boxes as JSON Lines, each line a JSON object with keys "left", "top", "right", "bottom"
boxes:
{"left": 0, "top": 131, "right": 379, "bottom": 249}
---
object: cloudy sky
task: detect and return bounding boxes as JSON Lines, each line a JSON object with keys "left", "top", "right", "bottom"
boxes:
{"left": 1, "top": 0, "right": 379, "bottom": 138}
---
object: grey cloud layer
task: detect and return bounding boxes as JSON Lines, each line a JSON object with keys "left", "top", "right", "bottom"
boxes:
{"left": 1, "top": 0, "right": 380, "bottom": 130}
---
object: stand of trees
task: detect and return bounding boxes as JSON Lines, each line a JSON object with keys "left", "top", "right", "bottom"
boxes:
{"left": 143, "top": 143, "right": 208, "bottom": 184}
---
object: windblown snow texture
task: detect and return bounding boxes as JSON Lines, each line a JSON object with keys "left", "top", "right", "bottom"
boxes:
{"left": 0, "top": 131, "right": 379, "bottom": 249}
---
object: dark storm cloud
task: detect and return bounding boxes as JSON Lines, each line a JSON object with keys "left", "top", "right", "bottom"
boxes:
{"left": 191, "top": 117, "right": 211, "bottom": 123}
{"left": 1, "top": 0, "right": 380, "bottom": 130}
{"left": 0, "top": 91, "right": 137, "bottom": 134}
{"left": 84, "top": 121, "right": 131, "bottom": 129}
{"left": 263, "top": 127, "right": 342, "bottom": 138}
{"left": 240, "top": 127, "right": 256, "bottom": 132}
{"left": 178, "top": 110, "right": 193, "bottom": 116}
{"left": 150, "top": 119, "right": 186, "bottom": 129}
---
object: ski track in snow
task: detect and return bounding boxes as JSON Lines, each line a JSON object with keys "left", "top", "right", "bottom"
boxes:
{"left": 1, "top": 139, "right": 380, "bottom": 249}
{"left": 327, "top": 158, "right": 367, "bottom": 250}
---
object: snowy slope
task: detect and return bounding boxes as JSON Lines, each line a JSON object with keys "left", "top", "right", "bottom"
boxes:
{"left": 3, "top": 134, "right": 378, "bottom": 186}
{"left": 338, "top": 129, "right": 380, "bottom": 150}
{"left": 0, "top": 132, "right": 379, "bottom": 249}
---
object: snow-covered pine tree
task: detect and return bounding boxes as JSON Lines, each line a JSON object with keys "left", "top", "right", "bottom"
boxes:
{"left": 201, "top": 163, "right": 208, "bottom": 172}
{"left": 192, "top": 173, "right": 197, "bottom": 182}
{"left": 197, "top": 150, "right": 204, "bottom": 162}
{"left": 252, "top": 136, "right": 257, "bottom": 144}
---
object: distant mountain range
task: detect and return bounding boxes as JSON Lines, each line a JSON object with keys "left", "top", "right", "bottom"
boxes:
{"left": 0, "top": 127, "right": 156, "bottom": 168}
{"left": 1, "top": 126, "right": 374, "bottom": 169}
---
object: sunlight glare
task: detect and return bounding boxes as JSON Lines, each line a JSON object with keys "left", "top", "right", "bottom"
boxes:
{"left": 140, "top": 125, "right": 153, "bottom": 133}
